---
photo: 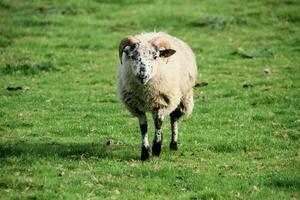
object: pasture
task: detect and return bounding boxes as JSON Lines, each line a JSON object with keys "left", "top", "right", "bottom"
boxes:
{"left": 0, "top": 0, "right": 299, "bottom": 199}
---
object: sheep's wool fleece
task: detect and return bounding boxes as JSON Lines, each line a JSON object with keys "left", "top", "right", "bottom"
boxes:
{"left": 118, "top": 32, "right": 197, "bottom": 117}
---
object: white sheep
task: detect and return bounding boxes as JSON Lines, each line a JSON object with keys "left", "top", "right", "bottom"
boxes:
{"left": 117, "top": 32, "right": 198, "bottom": 160}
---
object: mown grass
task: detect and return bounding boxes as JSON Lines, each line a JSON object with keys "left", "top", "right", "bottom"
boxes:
{"left": 0, "top": 0, "right": 299, "bottom": 199}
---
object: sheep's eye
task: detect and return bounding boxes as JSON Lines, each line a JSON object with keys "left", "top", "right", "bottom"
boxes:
{"left": 153, "top": 52, "right": 158, "bottom": 60}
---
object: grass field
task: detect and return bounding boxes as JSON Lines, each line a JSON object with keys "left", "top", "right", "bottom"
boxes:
{"left": 0, "top": 0, "right": 299, "bottom": 199}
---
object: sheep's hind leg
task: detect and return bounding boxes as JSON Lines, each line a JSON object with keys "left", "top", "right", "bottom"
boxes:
{"left": 138, "top": 113, "right": 150, "bottom": 160}
{"left": 152, "top": 110, "right": 164, "bottom": 157}
{"left": 169, "top": 106, "right": 183, "bottom": 150}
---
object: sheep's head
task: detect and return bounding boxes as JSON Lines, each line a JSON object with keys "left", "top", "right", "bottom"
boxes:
{"left": 119, "top": 36, "right": 176, "bottom": 85}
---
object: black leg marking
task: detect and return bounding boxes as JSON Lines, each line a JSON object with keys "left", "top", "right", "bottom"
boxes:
{"left": 169, "top": 104, "right": 183, "bottom": 151}
{"left": 140, "top": 123, "right": 147, "bottom": 135}
{"left": 141, "top": 145, "right": 150, "bottom": 161}
{"left": 138, "top": 113, "right": 150, "bottom": 160}
{"left": 169, "top": 104, "right": 183, "bottom": 120}
{"left": 170, "top": 141, "right": 178, "bottom": 150}
{"left": 140, "top": 123, "right": 150, "bottom": 160}
{"left": 153, "top": 113, "right": 163, "bottom": 157}
{"left": 154, "top": 115, "right": 163, "bottom": 128}
{"left": 152, "top": 137, "right": 162, "bottom": 157}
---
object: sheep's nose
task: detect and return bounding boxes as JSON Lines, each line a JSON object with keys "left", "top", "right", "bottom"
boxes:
{"left": 138, "top": 73, "right": 148, "bottom": 79}
{"left": 137, "top": 74, "right": 149, "bottom": 84}
{"left": 138, "top": 68, "right": 147, "bottom": 78}
{"left": 140, "top": 67, "right": 146, "bottom": 72}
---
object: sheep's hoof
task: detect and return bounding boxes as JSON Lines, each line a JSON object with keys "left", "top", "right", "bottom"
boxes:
{"left": 141, "top": 145, "right": 150, "bottom": 161}
{"left": 170, "top": 141, "right": 178, "bottom": 151}
{"left": 152, "top": 141, "right": 162, "bottom": 157}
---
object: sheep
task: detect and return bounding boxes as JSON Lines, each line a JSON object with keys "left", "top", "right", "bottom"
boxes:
{"left": 117, "top": 32, "right": 198, "bottom": 160}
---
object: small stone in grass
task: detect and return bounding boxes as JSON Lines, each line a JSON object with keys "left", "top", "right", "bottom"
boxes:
{"left": 252, "top": 185, "right": 259, "bottom": 192}
{"left": 58, "top": 171, "right": 64, "bottom": 176}
{"left": 106, "top": 139, "right": 113, "bottom": 146}
{"left": 263, "top": 68, "right": 271, "bottom": 75}
{"left": 23, "top": 86, "right": 30, "bottom": 91}
{"left": 242, "top": 83, "right": 253, "bottom": 88}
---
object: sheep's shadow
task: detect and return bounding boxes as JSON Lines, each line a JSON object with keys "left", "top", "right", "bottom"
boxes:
{"left": 0, "top": 140, "right": 139, "bottom": 161}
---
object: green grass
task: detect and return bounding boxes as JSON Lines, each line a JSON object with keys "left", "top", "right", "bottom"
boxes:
{"left": 0, "top": 0, "right": 299, "bottom": 199}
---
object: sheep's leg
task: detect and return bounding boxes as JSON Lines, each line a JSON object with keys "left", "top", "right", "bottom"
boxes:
{"left": 152, "top": 110, "right": 164, "bottom": 157}
{"left": 138, "top": 113, "right": 150, "bottom": 160}
{"left": 169, "top": 106, "right": 183, "bottom": 150}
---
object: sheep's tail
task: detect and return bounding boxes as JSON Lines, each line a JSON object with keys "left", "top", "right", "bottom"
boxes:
{"left": 194, "top": 82, "right": 208, "bottom": 88}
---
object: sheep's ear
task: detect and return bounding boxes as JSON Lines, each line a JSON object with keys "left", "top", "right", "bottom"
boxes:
{"left": 159, "top": 49, "right": 176, "bottom": 58}
{"left": 119, "top": 36, "right": 140, "bottom": 63}
{"left": 123, "top": 45, "right": 134, "bottom": 55}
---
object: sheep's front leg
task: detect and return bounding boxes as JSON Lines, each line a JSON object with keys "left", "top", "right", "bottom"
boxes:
{"left": 138, "top": 113, "right": 150, "bottom": 160}
{"left": 152, "top": 110, "right": 164, "bottom": 157}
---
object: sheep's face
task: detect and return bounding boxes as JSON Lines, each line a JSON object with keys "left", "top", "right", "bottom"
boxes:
{"left": 124, "top": 43, "right": 176, "bottom": 85}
